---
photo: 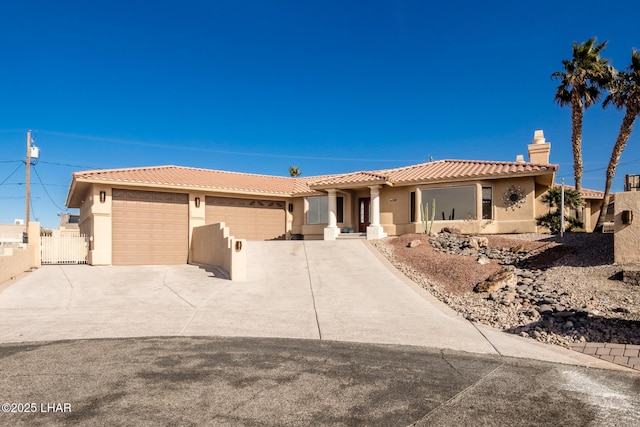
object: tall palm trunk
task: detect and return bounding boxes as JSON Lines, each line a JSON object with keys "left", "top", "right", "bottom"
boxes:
{"left": 570, "top": 94, "right": 585, "bottom": 223}
{"left": 595, "top": 107, "right": 638, "bottom": 230}
{"left": 570, "top": 94, "right": 584, "bottom": 192}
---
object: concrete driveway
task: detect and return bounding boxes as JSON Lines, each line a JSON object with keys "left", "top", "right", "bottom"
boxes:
{"left": 0, "top": 240, "right": 626, "bottom": 370}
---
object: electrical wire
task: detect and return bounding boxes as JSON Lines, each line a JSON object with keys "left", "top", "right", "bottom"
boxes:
{"left": 30, "top": 196, "right": 37, "bottom": 222}
{"left": 32, "top": 164, "right": 67, "bottom": 212}
{"left": 0, "top": 163, "right": 24, "bottom": 186}
{"left": 39, "top": 160, "right": 96, "bottom": 169}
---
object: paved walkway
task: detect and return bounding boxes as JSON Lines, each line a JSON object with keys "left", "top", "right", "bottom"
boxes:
{"left": 0, "top": 240, "right": 635, "bottom": 373}
{"left": 570, "top": 342, "right": 640, "bottom": 371}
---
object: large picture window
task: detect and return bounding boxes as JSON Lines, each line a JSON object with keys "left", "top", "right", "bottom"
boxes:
{"left": 307, "top": 196, "right": 344, "bottom": 224}
{"left": 421, "top": 186, "right": 476, "bottom": 221}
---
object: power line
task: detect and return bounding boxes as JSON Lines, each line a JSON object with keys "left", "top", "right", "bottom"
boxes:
{"left": 32, "top": 164, "right": 67, "bottom": 212}
{"left": 0, "top": 163, "right": 24, "bottom": 186}
{"left": 2, "top": 182, "right": 69, "bottom": 187}
{"left": 30, "top": 196, "right": 37, "bottom": 222}
{"left": 39, "top": 160, "right": 97, "bottom": 169}
{"left": 36, "top": 129, "right": 421, "bottom": 163}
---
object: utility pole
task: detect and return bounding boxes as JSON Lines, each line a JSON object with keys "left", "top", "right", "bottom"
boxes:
{"left": 25, "top": 130, "right": 32, "bottom": 229}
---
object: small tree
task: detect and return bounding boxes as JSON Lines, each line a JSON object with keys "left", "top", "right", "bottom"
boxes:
{"left": 536, "top": 186, "right": 584, "bottom": 233}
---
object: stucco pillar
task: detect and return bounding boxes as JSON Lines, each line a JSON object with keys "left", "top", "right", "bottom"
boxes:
{"left": 88, "top": 185, "right": 112, "bottom": 265}
{"left": 323, "top": 189, "right": 340, "bottom": 240}
{"left": 367, "top": 186, "right": 387, "bottom": 240}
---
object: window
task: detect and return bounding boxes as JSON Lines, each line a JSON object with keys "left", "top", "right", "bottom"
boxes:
{"left": 421, "top": 186, "right": 476, "bottom": 221}
{"left": 482, "top": 187, "right": 493, "bottom": 220}
{"left": 307, "top": 196, "right": 344, "bottom": 224}
{"left": 410, "top": 191, "right": 416, "bottom": 222}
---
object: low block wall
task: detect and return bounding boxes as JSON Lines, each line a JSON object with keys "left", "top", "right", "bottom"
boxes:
{"left": 614, "top": 192, "right": 640, "bottom": 265}
{"left": 0, "top": 222, "right": 41, "bottom": 285}
{"left": 190, "top": 222, "right": 246, "bottom": 281}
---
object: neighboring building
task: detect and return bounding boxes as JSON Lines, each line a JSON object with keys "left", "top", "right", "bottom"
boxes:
{"left": 541, "top": 184, "right": 610, "bottom": 232}
{"left": 614, "top": 174, "right": 640, "bottom": 265}
{"left": 66, "top": 130, "right": 559, "bottom": 266}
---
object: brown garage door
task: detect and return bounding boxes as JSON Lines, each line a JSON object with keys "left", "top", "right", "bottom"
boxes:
{"left": 112, "top": 189, "right": 189, "bottom": 265}
{"left": 205, "top": 196, "right": 286, "bottom": 240}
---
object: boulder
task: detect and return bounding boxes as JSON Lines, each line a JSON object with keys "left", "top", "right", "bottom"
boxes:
{"left": 469, "top": 236, "right": 489, "bottom": 249}
{"left": 474, "top": 266, "right": 517, "bottom": 293}
{"left": 407, "top": 240, "right": 422, "bottom": 248}
{"left": 441, "top": 226, "right": 461, "bottom": 235}
{"left": 477, "top": 256, "right": 490, "bottom": 265}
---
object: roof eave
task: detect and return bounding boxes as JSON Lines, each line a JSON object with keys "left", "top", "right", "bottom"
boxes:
{"left": 309, "top": 179, "right": 390, "bottom": 190}
{"left": 72, "top": 178, "right": 294, "bottom": 199}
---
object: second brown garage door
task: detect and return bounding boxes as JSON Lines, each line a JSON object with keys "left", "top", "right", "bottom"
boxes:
{"left": 112, "top": 189, "right": 189, "bottom": 265}
{"left": 205, "top": 196, "right": 286, "bottom": 240}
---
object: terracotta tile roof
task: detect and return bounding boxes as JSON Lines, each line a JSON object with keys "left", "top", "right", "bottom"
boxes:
{"left": 377, "top": 160, "right": 557, "bottom": 184}
{"left": 553, "top": 183, "right": 604, "bottom": 199}
{"left": 309, "top": 171, "right": 389, "bottom": 188}
{"left": 72, "top": 165, "right": 298, "bottom": 195}
{"left": 69, "top": 159, "right": 557, "bottom": 205}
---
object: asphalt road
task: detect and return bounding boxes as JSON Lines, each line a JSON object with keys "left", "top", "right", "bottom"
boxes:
{"left": 1, "top": 337, "right": 639, "bottom": 426}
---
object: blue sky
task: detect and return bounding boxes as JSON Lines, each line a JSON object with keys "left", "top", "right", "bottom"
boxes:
{"left": 1, "top": 0, "right": 639, "bottom": 228}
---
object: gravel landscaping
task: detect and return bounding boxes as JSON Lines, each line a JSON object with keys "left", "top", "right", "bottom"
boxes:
{"left": 371, "top": 232, "right": 640, "bottom": 349}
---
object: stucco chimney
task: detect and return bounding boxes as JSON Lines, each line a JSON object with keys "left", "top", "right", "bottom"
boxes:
{"left": 528, "top": 130, "right": 551, "bottom": 164}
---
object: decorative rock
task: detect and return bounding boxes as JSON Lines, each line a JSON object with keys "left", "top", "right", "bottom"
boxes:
{"left": 474, "top": 266, "right": 517, "bottom": 293}
{"left": 469, "top": 236, "right": 489, "bottom": 249}
{"left": 440, "top": 227, "right": 461, "bottom": 235}
{"left": 407, "top": 240, "right": 422, "bottom": 248}
{"left": 552, "top": 311, "right": 575, "bottom": 318}
{"left": 502, "top": 292, "right": 517, "bottom": 304}
{"left": 537, "top": 304, "right": 553, "bottom": 314}
{"left": 477, "top": 256, "right": 490, "bottom": 265}
{"left": 511, "top": 243, "right": 525, "bottom": 253}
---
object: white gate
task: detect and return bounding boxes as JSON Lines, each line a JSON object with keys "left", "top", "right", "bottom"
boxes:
{"left": 41, "top": 234, "right": 88, "bottom": 265}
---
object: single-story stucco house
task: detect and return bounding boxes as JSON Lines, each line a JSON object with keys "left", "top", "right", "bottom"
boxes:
{"left": 65, "top": 130, "right": 598, "bottom": 266}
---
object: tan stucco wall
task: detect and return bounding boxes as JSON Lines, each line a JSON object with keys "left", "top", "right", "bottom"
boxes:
{"left": 188, "top": 192, "right": 206, "bottom": 261}
{"left": 190, "top": 222, "right": 246, "bottom": 280}
{"left": 0, "top": 222, "right": 41, "bottom": 285}
{"left": 0, "top": 224, "right": 26, "bottom": 244}
{"left": 376, "top": 177, "right": 540, "bottom": 236}
{"left": 379, "top": 186, "right": 410, "bottom": 236}
{"left": 614, "top": 191, "right": 640, "bottom": 265}
{"left": 78, "top": 184, "right": 112, "bottom": 265}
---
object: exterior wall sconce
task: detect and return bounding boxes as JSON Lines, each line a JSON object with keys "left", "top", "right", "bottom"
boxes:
{"left": 288, "top": 203, "right": 294, "bottom": 213}
{"left": 99, "top": 191, "right": 106, "bottom": 203}
{"left": 195, "top": 197, "right": 201, "bottom": 208}
{"left": 235, "top": 240, "right": 243, "bottom": 251}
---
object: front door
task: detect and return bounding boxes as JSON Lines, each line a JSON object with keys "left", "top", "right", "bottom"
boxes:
{"left": 358, "top": 198, "right": 370, "bottom": 232}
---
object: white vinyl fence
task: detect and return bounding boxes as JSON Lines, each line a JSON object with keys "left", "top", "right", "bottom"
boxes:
{"left": 41, "top": 234, "right": 88, "bottom": 265}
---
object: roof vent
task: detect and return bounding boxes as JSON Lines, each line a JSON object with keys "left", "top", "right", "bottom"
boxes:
{"left": 515, "top": 154, "right": 525, "bottom": 163}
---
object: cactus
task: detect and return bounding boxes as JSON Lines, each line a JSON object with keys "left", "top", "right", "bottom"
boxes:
{"left": 420, "top": 202, "right": 428, "bottom": 234}
{"left": 428, "top": 199, "right": 435, "bottom": 235}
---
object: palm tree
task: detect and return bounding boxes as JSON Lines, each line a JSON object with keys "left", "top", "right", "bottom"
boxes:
{"left": 536, "top": 186, "right": 585, "bottom": 233}
{"left": 552, "top": 38, "right": 613, "bottom": 194}
{"left": 289, "top": 166, "right": 301, "bottom": 177}
{"left": 595, "top": 49, "right": 640, "bottom": 231}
